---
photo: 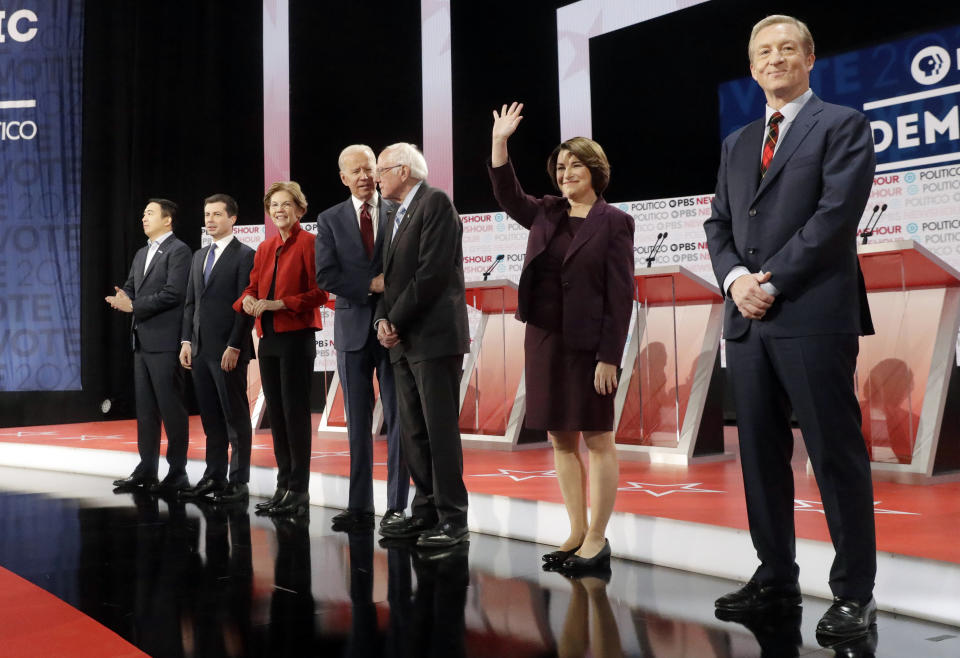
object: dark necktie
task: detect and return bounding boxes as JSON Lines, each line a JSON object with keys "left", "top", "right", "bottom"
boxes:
{"left": 360, "top": 202, "right": 374, "bottom": 259}
{"left": 760, "top": 111, "right": 784, "bottom": 180}
{"left": 203, "top": 243, "right": 217, "bottom": 283}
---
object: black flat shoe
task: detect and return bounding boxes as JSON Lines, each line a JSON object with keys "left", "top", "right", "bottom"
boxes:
{"left": 715, "top": 580, "right": 802, "bottom": 613}
{"left": 561, "top": 539, "right": 611, "bottom": 573}
{"left": 265, "top": 490, "right": 309, "bottom": 517}
{"left": 542, "top": 543, "right": 582, "bottom": 567}
{"left": 816, "top": 596, "right": 877, "bottom": 639}
{"left": 256, "top": 488, "right": 287, "bottom": 510}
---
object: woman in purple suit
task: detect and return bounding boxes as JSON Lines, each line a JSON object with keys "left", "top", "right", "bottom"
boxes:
{"left": 488, "top": 102, "right": 635, "bottom": 573}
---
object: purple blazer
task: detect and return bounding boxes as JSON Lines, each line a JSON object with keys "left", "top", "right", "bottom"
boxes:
{"left": 488, "top": 160, "right": 635, "bottom": 365}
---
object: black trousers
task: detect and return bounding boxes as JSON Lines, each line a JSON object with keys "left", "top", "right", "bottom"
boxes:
{"left": 259, "top": 333, "right": 314, "bottom": 493}
{"left": 191, "top": 352, "right": 252, "bottom": 483}
{"left": 133, "top": 350, "right": 189, "bottom": 478}
{"left": 392, "top": 353, "right": 468, "bottom": 527}
{"left": 726, "top": 324, "right": 876, "bottom": 601}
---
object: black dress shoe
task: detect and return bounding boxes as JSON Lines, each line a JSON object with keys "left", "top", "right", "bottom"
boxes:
{"left": 416, "top": 522, "right": 469, "bottom": 548}
{"left": 416, "top": 540, "right": 470, "bottom": 561}
{"left": 331, "top": 509, "right": 374, "bottom": 530}
{"left": 561, "top": 539, "right": 611, "bottom": 574}
{"left": 255, "top": 488, "right": 287, "bottom": 510}
{"left": 265, "top": 490, "right": 309, "bottom": 517}
{"left": 715, "top": 605, "right": 803, "bottom": 655}
{"left": 816, "top": 596, "right": 877, "bottom": 638}
{"left": 379, "top": 515, "right": 437, "bottom": 539}
{"left": 542, "top": 543, "right": 582, "bottom": 569}
{"left": 112, "top": 472, "right": 158, "bottom": 489}
{"left": 210, "top": 482, "right": 248, "bottom": 504}
{"left": 819, "top": 624, "right": 878, "bottom": 657}
{"left": 147, "top": 473, "right": 191, "bottom": 494}
{"left": 180, "top": 477, "right": 226, "bottom": 499}
{"left": 715, "top": 580, "right": 802, "bottom": 613}
{"left": 379, "top": 509, "right": 406, "bottom": 529}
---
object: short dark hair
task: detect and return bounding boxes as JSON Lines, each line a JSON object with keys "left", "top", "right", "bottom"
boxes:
{"left": 204, "top": 193, "right": 238, "bottom": 218}
{"left": 546, "top": 137, "right": 611, "bottom": 195}
{"left": 148, "top": 198, "right": 179, "bottom": 229}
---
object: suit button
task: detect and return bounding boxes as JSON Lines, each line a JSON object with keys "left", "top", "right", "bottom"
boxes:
{"left": 748, "top": 208, "right": 757, "bottom": 217}
{"left": 747, "top": 248, "right": 757, "bottom": 255}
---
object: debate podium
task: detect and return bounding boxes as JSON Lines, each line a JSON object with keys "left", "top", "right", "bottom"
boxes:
{"left": 614, "top": 266, "right": 727, "bottom": 463}
{"left": 459, "top": 280, "right": 545, "bottom": 449}
{"left": 856, "top": 240, "right": 960, "bottom": 480}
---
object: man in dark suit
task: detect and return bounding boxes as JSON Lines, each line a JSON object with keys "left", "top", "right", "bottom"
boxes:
{"left": 704, "top": 15, "right": 877, "bottom": 638}
{"left": 108, "top": 198, "right": 193, "bottom": 493}
{"left": 316, "top": 145, "right": 410, "bottom": 532}
{"left": 178, "top": 194, "right": 256, "bottom": 503}
{"left": 373, "top": 143, "right": 471, "bottom": 549}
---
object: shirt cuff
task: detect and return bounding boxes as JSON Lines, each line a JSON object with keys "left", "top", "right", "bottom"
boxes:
{"left": 723, "top": 266, "right": 751, "bottom": 296}
{"left": 760, "top": 280, "right": 779, "bottom": 296}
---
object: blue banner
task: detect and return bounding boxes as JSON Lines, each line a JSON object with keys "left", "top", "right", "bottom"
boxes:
{"left": 718, "top": 24, "right": 960, "bottom": 173}
{"left": 0, "top": 1, "right": 83, "bottom": 391}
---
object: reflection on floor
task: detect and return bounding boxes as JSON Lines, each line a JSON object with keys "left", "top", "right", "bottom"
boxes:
{"left": 0, "top": 467, "right": 957, "bottom": 657}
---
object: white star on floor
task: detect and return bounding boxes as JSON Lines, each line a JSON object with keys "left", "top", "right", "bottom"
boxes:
{"left": 310, "top": 450, "right": 352, "bottom": 460}
{"left": 471, "top": 468, "right": 557, "bottom": 482}
{"left": 0, "top": 431, "right": 59, "bottom": 437}
{"left": 56, "top": 434, "right": 124, "bottom": 441}
{"left": 616, "top": 482, "right": 725, "bottom": 496}
{"left": 794, "top": 499, "right": 919, "bottom": 515}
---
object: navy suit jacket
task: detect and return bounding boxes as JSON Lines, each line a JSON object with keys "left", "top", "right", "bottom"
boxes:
{"left": 315, "top": 195, "right": 397, "bottom": 352}
{"left": 122, "top": 233, "right": 192, "bottom": 353}
{"left": 374, "top": 183, "right": 470, "bottom": 364}
{"left": 704, "top": 93, "right": 876, "bottom": 341}
{"left": 488, "top": 160, "right": 635, "bottom": 365}
{"left": 181, "top": 238, "right": 256, "bottom": 361}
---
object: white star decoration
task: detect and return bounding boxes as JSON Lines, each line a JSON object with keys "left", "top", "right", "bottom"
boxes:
{"left": 0, "top": 431, "right": 59, "bottom": 437}
{"left": 794, "top": 499, "right": 918, "bottom": 516}
{"left": 616, "top": 482, "right": 725, "bottom": 496}
{"left": 471, "top": 468, "right": 557, "bottom": 482}
{"left": 310, "top": 450, "right": 352, "bottom": 460}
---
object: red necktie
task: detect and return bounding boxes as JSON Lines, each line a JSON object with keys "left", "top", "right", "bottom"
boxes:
{"left": 360, "top": 202, "right": 374, "bottom": 259}
{"left": 760, "top": 111, "right": 784, "bottom": 180}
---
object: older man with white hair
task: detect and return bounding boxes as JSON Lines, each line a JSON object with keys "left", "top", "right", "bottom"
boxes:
{"left": 374, "top": 143, "right": 470, "bottom": 550}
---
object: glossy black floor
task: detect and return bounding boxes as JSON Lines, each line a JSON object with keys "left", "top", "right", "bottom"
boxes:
{"left": 0, "top": 467, "right": 957, "bottom": 657}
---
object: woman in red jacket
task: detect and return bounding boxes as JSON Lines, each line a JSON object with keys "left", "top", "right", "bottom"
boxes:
{"left": 235, "top": 181, "right": 327, "bottom": 517}
{"left": 488, "top": 102, "right": 635, "bottom": 575}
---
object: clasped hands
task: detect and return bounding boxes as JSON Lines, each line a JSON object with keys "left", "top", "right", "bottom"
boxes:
{"left": 241, "top": 294, "right": 284, "bottom": 317}
{"left": 730, "top": 271, "right": 774, "bottom": 320}
{"left": 105, "top": 286, "right": 133, "bottom": 313}
{"left": 377, "top": 320, "right": 400, "bottom": 349}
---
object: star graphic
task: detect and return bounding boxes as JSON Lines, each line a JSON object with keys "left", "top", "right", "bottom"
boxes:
{"left": 0, "top": 431, "right": 59, "bottom": 437}
{"left": 471, "top": 468, "right": 557, "bottom": 482}
{"left": 56, "top": 434, "right": 124, "bottom": 441}
{"left": 310, "top": 450, "right": 352, "bottom": 460}
{"left": 616, "top": 482, "right": 725, "bottom": 497}
{"left": 794, "top": 499, "right": 919, "bottom": 516}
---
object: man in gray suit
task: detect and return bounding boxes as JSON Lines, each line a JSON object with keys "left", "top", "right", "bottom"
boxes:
{"left": 374, "top": 143, "right": 470, "bottom": 549}
{"left": 316, "top": 144, "right": 409, "bottom": 531}
{"left": 107, "top": 198, "right": 192, "bottom": 494}
{"left": 179, "top": 194, "right": 256, "bottom": 504}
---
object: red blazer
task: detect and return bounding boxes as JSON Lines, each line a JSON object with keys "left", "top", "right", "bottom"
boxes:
{"left": 234, "top": 222, "right": 327, "bottom": 336}
{"left": 488, "top": 160, "right": 635, "bottom": 365}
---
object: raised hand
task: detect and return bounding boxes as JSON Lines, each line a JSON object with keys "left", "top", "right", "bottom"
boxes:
{"left": 491, "top": 102, "right": 524, "bottom": 167}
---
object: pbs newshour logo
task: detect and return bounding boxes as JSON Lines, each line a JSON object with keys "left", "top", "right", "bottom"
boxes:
{"left": 911, "top": 46, "right": 951, "bottom": 85}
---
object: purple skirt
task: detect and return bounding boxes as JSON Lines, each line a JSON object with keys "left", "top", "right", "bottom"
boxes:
{"left": 523, "top": 323, "right": 615, "bottom": 431}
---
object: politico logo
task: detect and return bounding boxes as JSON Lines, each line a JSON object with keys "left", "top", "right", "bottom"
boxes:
{"left": 911, "top": 46, "right": 951, "bottom": 86}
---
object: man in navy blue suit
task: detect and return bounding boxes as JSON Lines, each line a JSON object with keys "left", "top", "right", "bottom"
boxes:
{"left": 315, "top": 144, "right": 409, "bottom": 531}
{"left": 179, "top": 194, "right": 256, "bottom": 504}
{"left": 704, "top": 15, "right": 877, "bottom": 638}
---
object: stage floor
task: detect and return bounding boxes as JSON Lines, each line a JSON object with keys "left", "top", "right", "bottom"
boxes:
{"left": 1, "top": 417, "right": 959, "bottom": 626}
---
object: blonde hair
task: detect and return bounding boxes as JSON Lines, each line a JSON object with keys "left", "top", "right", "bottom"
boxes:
{"left": 748, "top": 15, "right": 815, "bottom": 61}
{"left": 263, "top": 181, "right": 308, "bottom": 213}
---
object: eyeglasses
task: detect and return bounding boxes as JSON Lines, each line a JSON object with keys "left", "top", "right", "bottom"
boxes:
{"left": 376, "top": 164, "right": 403, "bottom": 177}
{"left": 269, "top": 200, "right": 297, "bottom": 210}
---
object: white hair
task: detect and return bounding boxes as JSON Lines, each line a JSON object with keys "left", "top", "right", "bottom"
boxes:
{"left": 338, "top": 144, "right": 376, "bottom": 171}
{"left": 381, "top": 142, "right": 428, "bottom": 181}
